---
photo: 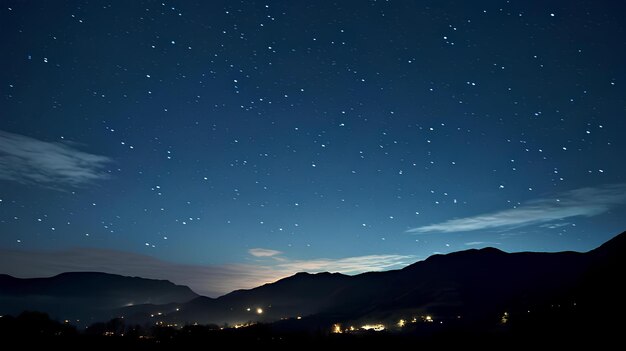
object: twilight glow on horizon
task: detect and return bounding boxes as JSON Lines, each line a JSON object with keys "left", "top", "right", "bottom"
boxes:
{"left": 1, "top": 1, "right": 625, "bottom": 296}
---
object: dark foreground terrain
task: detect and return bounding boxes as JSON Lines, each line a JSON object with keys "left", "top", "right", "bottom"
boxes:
{"left": 1, "top": 231, "right": 624, "bottom": 348}
{"left": 0, "top": 305, "right": 621, "bottom": 349}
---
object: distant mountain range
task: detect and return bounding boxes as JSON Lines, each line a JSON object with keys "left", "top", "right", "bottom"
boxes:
{"left": 2, "top": 231, "right": 625, "bottom": 331}
{"left": 0, "top": 272, "right": 197, "bottom": 325}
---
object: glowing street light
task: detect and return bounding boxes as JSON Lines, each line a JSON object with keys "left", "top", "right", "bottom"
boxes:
{"left": 332, "top": 323, "right": 343, "bottom": 334}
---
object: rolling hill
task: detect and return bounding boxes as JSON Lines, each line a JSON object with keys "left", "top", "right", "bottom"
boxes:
{"left": 0, "top": 272, "right": 198, "bottom": 325}
{"left": 121, "top": 231, "right": 626, "bottom": 330}
{"left": 2, "top": 231, "right": 624, "bottom": 333}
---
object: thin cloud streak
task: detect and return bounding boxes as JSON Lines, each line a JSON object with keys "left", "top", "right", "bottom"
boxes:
{"left": 248, "top": 248, "right": 283, "bottom": 257}
{"left": 0, "top": 248, "right": 416, "bottom": 297}
{"left": 0, "top": 130, "right": 111, "bottom": 188}
{"left": 539, "top": 222, "right": 572, "bottom": 229}
{"left": 276, "top": 254, "right": 415, "bottom": 274}
{"left": 408, "top": 184, "right": 626, "bottom": 234}
{"left": 464, "top": 241, "right": 501, "bottom": 246}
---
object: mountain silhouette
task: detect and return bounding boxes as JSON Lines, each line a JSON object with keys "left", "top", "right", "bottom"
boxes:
{"left": 120, "top": 231, "right": 625, "bottom": 330}
{"left": 1, "top": 231, "right": 624, "bottom": 332}
{"left": 0, "top": 272, "right": 197, "bottom": 326}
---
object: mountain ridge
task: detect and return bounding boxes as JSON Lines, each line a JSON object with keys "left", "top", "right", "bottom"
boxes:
{"left": 118, "top": 231, "right": 624, "bottom": 327}
{"left": 1, "top": 231, "right": 624, "bottom": 330}
{"left": 0, "top": 271, "right": 198, "bottom": 326}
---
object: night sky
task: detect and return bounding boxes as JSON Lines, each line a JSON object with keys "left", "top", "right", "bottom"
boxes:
{"left": 1, "top": 0, "right": 626, "bottom": 296}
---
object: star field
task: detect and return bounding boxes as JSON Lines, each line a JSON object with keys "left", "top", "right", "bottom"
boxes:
{"left": 1, "top": 0, "right": 625, "bottom": 295}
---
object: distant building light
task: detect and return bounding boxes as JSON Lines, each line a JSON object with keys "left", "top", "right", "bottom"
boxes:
{"left": 256, "top": 308, "right": 263, "bottom": 314}
{"left": 397, "top": 319, "right": 406, "bottom": 327}
{"left": 501, "top": 312, "right": 509, "bottom": 324}
{"left": 332, "top": 323, "right": 343, "bottom": 334}
{"left": 361, "top": 324, "right": 385, "bottom": 331}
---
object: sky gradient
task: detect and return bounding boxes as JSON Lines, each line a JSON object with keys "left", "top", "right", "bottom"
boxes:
{"left": 1, "top": 0, "right": 625, "bottom": 296}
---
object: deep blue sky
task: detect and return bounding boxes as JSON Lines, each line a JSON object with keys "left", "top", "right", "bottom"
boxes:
{"left": 1, "top": 0, "right": 625, "bottom": 296}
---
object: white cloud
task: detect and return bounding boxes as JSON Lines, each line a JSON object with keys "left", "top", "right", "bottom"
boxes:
{"left": 0, "top": 248, "right": 416, "bottom": 297}
{"left": 0, "top": 130, "right": 111, "bottom": 188}
{"left": 408, "top": 184, "right": 626, "bottom": 234}
{"left": 464, "top": 241, "right": 501, "bottom": 246}
{"left": 248, "top": 248, "right": 283, "bottom": 257}
{"left": 274, "top": 254, "right": 415, "bottom": 275}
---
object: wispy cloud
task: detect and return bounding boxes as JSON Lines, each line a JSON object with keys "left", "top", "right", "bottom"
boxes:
{"left": 248, "top": 248, "right": 415, "bottom": 275}
{"left": 0, "top": 248, "right": 416, "bottom": 297}
{"left": 248, "top": 248, "right": 283, "bottom": 257}
{"left": 464, "top": 241, "right": 501, "bottom": 246}
{"left": 407, "top": 184, "right": 626, "bottom": 234}
{"left": 0, "top": 130, "right": 111, "bottom": 188}
{"left": 274, "top": 254, "right": 415, "bottom": 275}
{"left": 539, "top": 222, "right": 572, "bottom": 229}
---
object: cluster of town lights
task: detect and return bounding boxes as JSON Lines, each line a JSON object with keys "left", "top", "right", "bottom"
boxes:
{"left": 332, "top": 315, "right": 436, "bottom": 334}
